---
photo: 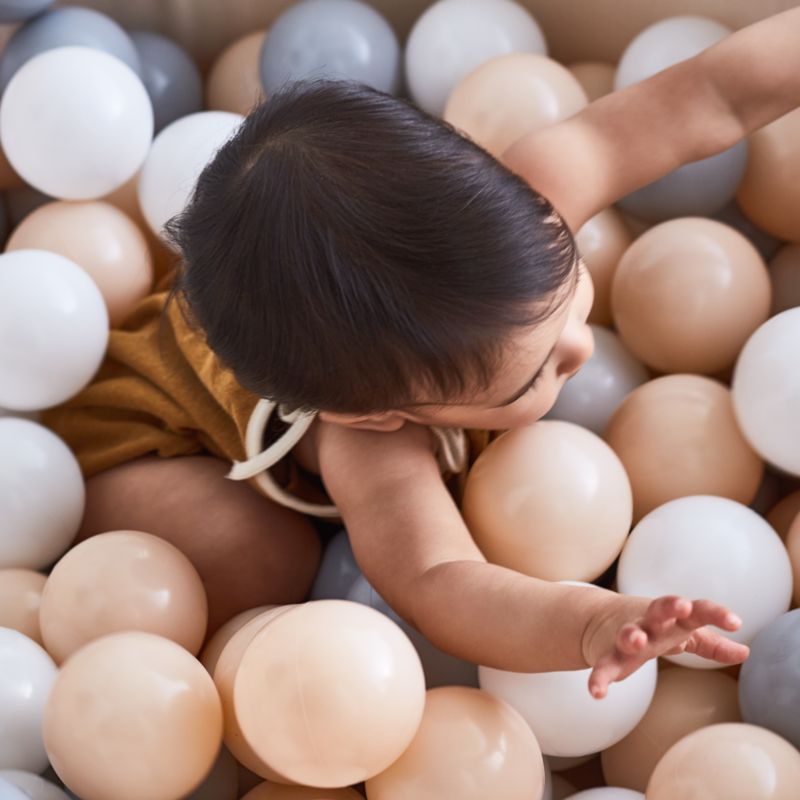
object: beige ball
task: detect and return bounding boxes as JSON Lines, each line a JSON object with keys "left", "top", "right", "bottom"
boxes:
{"left": 444, "top": 52, "right": 586, "bottom": 158}
{"left": 611, "top": 218, "right": 771, "bottom": 375}
{"left": 0, "top": 568, "right": 46, "bottom": 644}
{"left": 604, "top": 375, "right": 763, "bottom": 521}
{"left": 568, "top": 61, "right": 615, "bottom": 101}
{"left": 206, "top": 30, "right": 267, "bottom": 115}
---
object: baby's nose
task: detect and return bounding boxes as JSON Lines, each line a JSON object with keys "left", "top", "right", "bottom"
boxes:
{"left": 557, "top": 324, "right": 595, "bottom": 378}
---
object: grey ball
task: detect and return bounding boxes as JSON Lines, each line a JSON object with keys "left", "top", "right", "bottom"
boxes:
{"left": 739, "top": 608, "right": 800, "bottom": 748}
{"left": 0, "top": 0, "right": 52, "bottom": 24}
{"left": 309, "top": 529, "right": 361, "bottom": 600}
{"left": 0, "top": 6, "right": 141, "bottom": 93}
{"left": 130, "top": 30, "right": 202, "bottom": 133}
{"left": 260, "top": 0, "right": 400, "bottom": 95}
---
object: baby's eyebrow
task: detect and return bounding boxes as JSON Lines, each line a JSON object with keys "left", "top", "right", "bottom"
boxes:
{"left": 498, "top": 344, "right": 557, "bottom": 407}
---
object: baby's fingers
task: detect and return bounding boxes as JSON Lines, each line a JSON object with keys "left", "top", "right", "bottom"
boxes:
{"left": 588, "top": 656, "right": 624, "bottom": 700}
{"left": 686, "top": 628, "right": 750, "bottom": 664}
{"left": 681, "top": 599, "right": 742, "bottom": 633}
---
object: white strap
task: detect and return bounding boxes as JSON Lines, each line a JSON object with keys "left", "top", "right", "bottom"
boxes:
{"left": 430, "top": 425, "right": 468, "bottom": 474}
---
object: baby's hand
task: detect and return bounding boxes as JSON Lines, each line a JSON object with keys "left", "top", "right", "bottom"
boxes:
{"left": 587, "top": 595, "right": 750, "bottom": 700}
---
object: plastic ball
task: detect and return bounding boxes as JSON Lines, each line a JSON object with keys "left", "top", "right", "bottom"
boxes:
{"left": 738, "top": 609, "right": 800, "bottom": 748}
{"left": 611, "top": 218, "right": 771, "bottom": 375}
{"left": 712, "top": 200, "right": 782, "bottom": 262}
{"left": 444, "top": 52, "right": 586, "bottom": 158}
{"left": 0, "top": 6, "right": 141, "bottom": 91}
{"left": 405, "top": 0, "right": 546, "bottom": 116}
{"left": 365, "top": 686, "right": 545, "bottom": 800}
{"left": 567, "top": 61, "right": 615, "bottom": 101}
{"left": 0, "top": 777, "right": 30, "bottom": 800}
{"left": 200, "top": 605, "right": 272, "bottom": 676}
{"left": 309, "top": 530, "right": 361, "bottom": 600}
{"left": 39, "top": 530, "right": 208, "bottom": 664}
{"left": 0, "top": 47, "right": 152, "bottom": 199}
{"left": 5, "top": 200, "right": 154, "bottom": 327}
{"left": 206, "top": 30, "right": 266, "bottom": 115}
{"left": 0, "top": 569, "right": 46, "bottom": 644}
{"left": 130, "top": 30, "right": 202, "bottom": 133}
{"left": 0, "top": 250, "right": 109, "bottom": 411}
{"left": 646, "top": 723, "right": 800, "bottom": 800}
{"left": 576, "top": 207, "right": 634, "bottom": 327}
{"left": 737, "top": 106, "right": 800, "bottom": 241}
{"left": 565, "top": 790, "right": 642, "bottom": 800}
{"left": 479, "top": 653, "right": 657, "bottom": 757}
{"left": 0, "top": 419, "right": 84, "bottom": 570}
{"left": 137, "top": 110, "right": 243, "bottom": 239}
{"left": 604, "top": 375, "right": 763, "bottom": 521}
{"left": 0, "top": 1, "right": 53, "bottom": 25}
{"left": 768, "top": 244, "right": 800, "bottom": 315}
{"left": 547, "top": 326, "right": 649, "bottom": 435}
{"left": 787, "top": 515, "right": 800, "bottom": 606}
{"left": 732, "top": 308, "right": 800, "bottom": 475}
{"left": 43, "top": 631, "right": 223, "bottom": 800}
{"left": 241, "top": 784, "right": 363, "bottom": 799}
{"left": 767, "top": 490, "right": 800, "bottom": 539}
{"left": 463, "top": 421, "right": 632, "bottom": 582}
{"left": 260, "top": 0, "right": 400, "bottom": 95}
{"left": 600, "top": 667, "right": 741, "bottom": 791}
{"left": 0, "top": 770, "right": 69, "bottom": 800}
{"left": 0, "top": 628, "right": 58, "bottom": 772}
{"left": 617, "top": 496, "right": 792, "bottom": 668}
{"left": 214, "top": 600, "right": 425, "bottom": 787}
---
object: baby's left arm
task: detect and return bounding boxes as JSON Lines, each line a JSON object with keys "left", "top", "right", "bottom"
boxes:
{"left": 502, "top": 7, "right": 800, "bottom": 232}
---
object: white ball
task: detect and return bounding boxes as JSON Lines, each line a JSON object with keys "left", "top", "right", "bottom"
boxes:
{"left": 405, "top": 0, "right": 546, "bottom": 116}
{"left": 618, "top": 496, "right": 792, "bottom": 668}
{"left": 615, "top": 16, "right": 732, "bottom": 90}
{"left": 0, "top": 628, "right": 58, "bottom": 773}
{"left": 0, "top": 250, "right": 109, "bottom": 411}
{"left": 479, "top": 657, "right": 656, "bottom": 756}
{"left": 0, "top": 46, "right": 152, "bottom": 199}
{"left": 138, "top": 110, "right": 243, "bottom": 239}
{"left": 566, "top": 790, "right": 644, "bottom": 800}
{"left": 0, "top": 778, "right": 29, "bottom": 800}
{"left": 547, "top": 326, "right": 649, "bottom": 435}
{"left": 0, "top": 770, "right": 70, "bottom": 800}
{"left": 0, "top": 418, "right": 84, "bottom": 570}
{"left": 732, "top": 308, "right": 800, "bottom": 475}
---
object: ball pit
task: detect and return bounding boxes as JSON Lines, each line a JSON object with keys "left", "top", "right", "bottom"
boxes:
{"left": 0, "top": 2, "right": 798, "bottom": 798}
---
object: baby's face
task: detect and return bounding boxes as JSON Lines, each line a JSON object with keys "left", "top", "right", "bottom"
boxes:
{"left": 404, "top": 263, "right": 595, "bottom": 431}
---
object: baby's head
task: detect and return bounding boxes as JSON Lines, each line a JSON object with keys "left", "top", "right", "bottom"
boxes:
{"left": 166, "top": 80, "right": 594, "bottom": 433}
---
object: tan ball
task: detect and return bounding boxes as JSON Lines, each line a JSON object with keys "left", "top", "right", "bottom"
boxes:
{"left": 646, "top": 723, "right": 800, "bottom": 800}
{"left": 0, "top": 568, "right": 46, "bottom": 644}
{"left": 576, "top": 206, "right": 634, "bottom": 326}
{"left": 767, "top": 490, "right": 800, "bottom": 540}
{"left": 200, "top": 605, "right": 272, "bottom": 676}
{"left": 737, "top": 107, "right": 800, "bottom": 241}
{"left": 768, "top": 244, "right": 800, "bottom": 315}
{"left": 39, "top": 530, "right": 208, "bottom": 664}
{"left": 462, "top": 421, "right": 632, "bottom": 582}
{"left": 567, "top": 61, "right": 616, "bottom": 101}
{"left": 784, "top": 514, "right": 800, "bottom": 607}
{"left": 43, "top": 632, "right": 223, "bottom": 800}
{"left": 601, "top": 667, "right": 741, "bottom": 792}
{"left": 6, "top": 200, "right": 154, "bottom": 326}
{"left": 444, "top": 53, "right": 587, "bottom": 158}
{"left": 611, "top": 218, "right": 771, "bottom": 375}
{"left": 206, "top": 30, "right": 267, "bottom": 115}
{"left": 604, "top": 375, "right": 763, "bottom": 521}
{"left": 216, "top": 601, "right": 425, "bottom": 788}
{"left": 365, "top": 686, "right": 545, "bottom": 800}
{"left": 241, "top": 783, "right": 363, "bottom": 800}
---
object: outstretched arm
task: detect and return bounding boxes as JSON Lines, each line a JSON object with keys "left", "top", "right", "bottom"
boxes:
{"left": 502, "top": 7, "right": 800, "bottom": 232}
{"left": 316, "top": 420, "right": 747, "bottom": 695}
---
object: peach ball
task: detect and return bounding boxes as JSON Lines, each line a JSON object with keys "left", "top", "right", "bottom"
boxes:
{"left": 242, "top": 784, "right": 363, "bottom": 800}
{"left": 567, "top": 61, "right": 615, "bottom": 101}
{"left": 39, "top": 530, "right": 208, "bottom": 664}
{"left": 0, "top": 569, "right": 46, "bottom": 644}
{"left": 785, "top": 514, "right": 800, "bottom": 607}
{"left": 646, "top": 723, "right": 800, "bottom": 800}
{"left": 605, "top": 375, "right": 763, "bottom": 521}
{"left": 43, "top": 632, "right": 223, "bottom": 800}
{"left": 575, "top": 206, "right": 634, "bottom": 326}
{"left": 767, "top": 490, "right": 800, "bottom": 539}
{"left": 462, "top": 421, "right": 632, "bottom": 582}
{"left": 215, "top": 601, "right": 425, "bottom": 788}
{"left": 5, "top": 200, "right": 154, "bottom": 327}
{"left": 365, "top": 686, "right": 545, "bottom": 800}
{"left": 206, "top": 30, "right": 267, "bottom": 115}
{"left": 737, "top": 106, "right": 800, "bottom": 241}
{"left": 200, "top": 605, "right": 272, "bottom": 675}
{"left": 444, "top": 52, "right": 587, "bottom": 158}
{"left": 768, "top": 244, "right": 800, "bottom": 315}
{"left": 600, "top": 668, "right": 741, "bottom": 792}
{"left": 611, "top": 218, "right": 771, "bottom": 375}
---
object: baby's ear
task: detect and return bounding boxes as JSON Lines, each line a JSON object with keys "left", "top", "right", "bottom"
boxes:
{"left": 318, "top": 410, "right": 406, "bottom": 433}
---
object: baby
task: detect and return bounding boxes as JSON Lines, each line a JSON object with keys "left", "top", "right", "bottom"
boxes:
{"left": 46, "top": 8, "right": 800, "bottom": 699}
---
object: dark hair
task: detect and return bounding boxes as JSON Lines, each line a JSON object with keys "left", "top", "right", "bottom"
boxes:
{"left": 164, "top": 79, "right": 577, "bottom": 414}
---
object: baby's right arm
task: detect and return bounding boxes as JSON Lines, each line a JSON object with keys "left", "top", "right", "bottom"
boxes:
{"left": 315, "top": 421, "right": 748, "bottom": 697}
